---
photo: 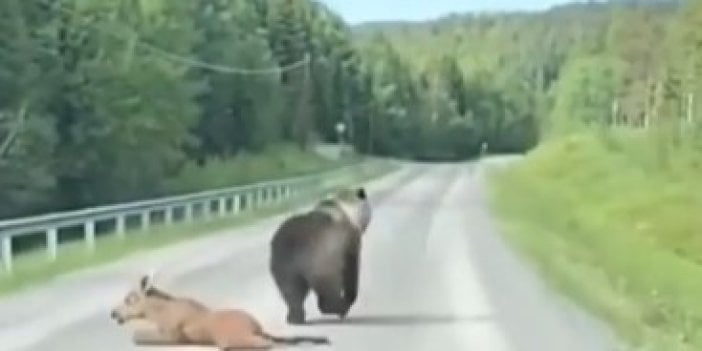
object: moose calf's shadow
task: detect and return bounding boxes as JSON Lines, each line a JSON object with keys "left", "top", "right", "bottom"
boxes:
{"left": 305, "top": 313, "right": 492, "bottom": 327}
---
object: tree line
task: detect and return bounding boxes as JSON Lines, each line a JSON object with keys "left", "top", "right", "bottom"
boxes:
{"left": 1, "top": 0, "right": 694, "bottom": 219}
{"left": 353, "top": 0, "right": 696, "bottom": 159}
{"left": 0, "top": 0, "right": 377, "bottom": 219}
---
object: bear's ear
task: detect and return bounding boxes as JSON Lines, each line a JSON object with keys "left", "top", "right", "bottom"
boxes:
{"left": 356, "top": 187, "right": 367, "bottom": 200}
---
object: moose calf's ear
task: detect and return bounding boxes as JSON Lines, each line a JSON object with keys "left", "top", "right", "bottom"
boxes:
{"left": 356, "top": 187, "right": 367, "bottom": 200}
{"left": 139, "top": 274, "right": 151, "bottom": 291}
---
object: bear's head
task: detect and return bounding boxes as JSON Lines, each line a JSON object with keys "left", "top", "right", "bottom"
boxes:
{"left": 319, "top": 186, "right": 371, "bottom": 234}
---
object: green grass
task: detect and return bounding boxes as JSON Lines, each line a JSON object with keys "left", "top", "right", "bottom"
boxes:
{"left": 0, "top": 159, "right": 395, "bottom": 296}
{"left": 488, "top": 131, "right": 702, "bottom": 351}
{"left": 165, "top": 143, "right": 354, "bottom": 194}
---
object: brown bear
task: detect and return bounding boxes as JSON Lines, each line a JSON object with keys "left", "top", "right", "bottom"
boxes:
{"left": 269, "top": 187, "right": 372, "bottom": 325}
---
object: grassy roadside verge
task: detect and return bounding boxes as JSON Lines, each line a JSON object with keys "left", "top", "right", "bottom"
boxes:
{"left": 0, "top": 159, "right": 396, "bottom": 296}
{"left": 487, "top": 132, "right": 702, "bottom": 351}
{"left": 164, "top": 143, "right": 354, "bottom": 194}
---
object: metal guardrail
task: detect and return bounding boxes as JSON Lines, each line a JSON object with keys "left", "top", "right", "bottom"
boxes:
{"left": 0, "top": 160, "right": 388, "bottom": 273}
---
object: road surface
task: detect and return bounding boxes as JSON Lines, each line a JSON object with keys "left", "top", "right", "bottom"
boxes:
{"left": 0, "top": 161, "right": 619, "bottom": 351}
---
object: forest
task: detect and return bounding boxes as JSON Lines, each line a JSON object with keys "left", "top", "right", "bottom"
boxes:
{"left": 0, "top": 0, "right": 545, "bottom": 219}
{"left": 0, "top": 0, "right": 378, "bottom": 219}
{"left": 352, "top": 0, "right": 689, "bottom": 156}
{"left": 0, "top": 0, "right": 697, "bottom": 220}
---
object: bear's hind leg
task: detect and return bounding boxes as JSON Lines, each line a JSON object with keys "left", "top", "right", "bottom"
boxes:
{"left": 274, "top": 273, "right": 309, "bottom": 325}
{"left": 313, "top": 277, "right": 348, "bottom": 318}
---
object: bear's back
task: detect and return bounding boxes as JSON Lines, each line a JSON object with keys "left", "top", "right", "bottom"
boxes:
{"left": 270, "top": 209, "right": 355, "bottom": 274}
{"left": 272, "top": 211, "right": 333, "bottom": 248}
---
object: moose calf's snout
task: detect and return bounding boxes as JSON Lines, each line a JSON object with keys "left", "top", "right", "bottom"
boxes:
{"left": 110, "top": 309, "right": 122, "bottom": 323}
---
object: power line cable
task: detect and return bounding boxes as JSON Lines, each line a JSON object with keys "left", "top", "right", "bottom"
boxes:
{"left": 51, "top": 3, "right": 311, "bottom": 75}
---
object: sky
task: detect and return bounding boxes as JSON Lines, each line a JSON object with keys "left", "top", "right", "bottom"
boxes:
{"left": 321, "top": 0, "right": 578, "bottom": 24}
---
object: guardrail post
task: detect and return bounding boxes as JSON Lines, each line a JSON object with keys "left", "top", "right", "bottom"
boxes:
{"left": 115, "top": 215, "right": 126, "bottom": 239}
{"left": 219, "top": 197, "right": 227, "bottom": 217}
{"left": 232, "top": 195, "right": 240, "bottom": 214}
{"left": 141, "top": 211, "right": 150, "bottom": 231}
{"left": 47, "top": 228, "right": 58, "bottom": 261}
{"left": 184, "top": 203, "right": 193, "bottom": 223}
{"left": 202, "top": 201, "right": 211, "bottom": 221}
{"left": 85, "top": 221, "right": 96, "bottom": 252}
{"left": 164, "top": 207, "right": 173, "bottom": 225}
{"left": 2, "top": 236, "right": 13, "bottom": 274}
{"left": 247, "top": 192, "right": 255, "bottom": 211}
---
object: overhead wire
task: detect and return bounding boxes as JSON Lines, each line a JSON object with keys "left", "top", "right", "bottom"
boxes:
{"left": 0, "top": 2, "right": 311, "bottom": 158}
{"left": 137, "top": 40, "right": 309, "bottom": 75}
{"left": 51, "top": 3, "right": 310, "bottom": 75}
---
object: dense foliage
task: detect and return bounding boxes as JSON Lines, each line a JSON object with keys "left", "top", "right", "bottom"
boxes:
{"left": 352, "top": 0, "right": 694, "bottom": 160}
{"left": 0, "top": 0, "right": 368, "bottom": 218}
{"left": 1, "top": 0, "right": 696, "bottom": 218}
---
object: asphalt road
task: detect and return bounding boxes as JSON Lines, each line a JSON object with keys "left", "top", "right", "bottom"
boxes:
{"left": 1, "top": 160, "right": 619, "bottom": 351}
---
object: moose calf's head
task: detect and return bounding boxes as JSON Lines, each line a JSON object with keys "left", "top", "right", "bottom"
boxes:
{"left": 110, "top": 273, "right": 159, "bottom": 325}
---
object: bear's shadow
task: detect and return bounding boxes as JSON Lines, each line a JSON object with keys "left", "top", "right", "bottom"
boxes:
{"left": 305, "top": 313, "right": 492, "bottom": 327}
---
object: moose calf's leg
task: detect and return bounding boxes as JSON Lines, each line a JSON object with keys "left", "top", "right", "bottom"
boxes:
{"left": 132, "top": 327, "right": 180, "bottom": 346}
{"left": 220, "top": 334, "right": 273, "bottom": 350}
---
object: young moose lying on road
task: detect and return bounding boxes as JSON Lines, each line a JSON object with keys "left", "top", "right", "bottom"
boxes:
{"left": 110, "top": 273, "right": 330, "bottom": 350}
